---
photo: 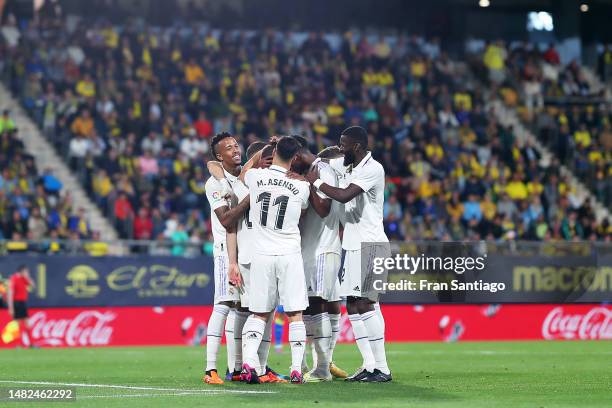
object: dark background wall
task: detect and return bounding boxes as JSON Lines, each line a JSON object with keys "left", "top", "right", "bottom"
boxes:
{"left": 4, "top": 0, "right": 612, "bottom": 44}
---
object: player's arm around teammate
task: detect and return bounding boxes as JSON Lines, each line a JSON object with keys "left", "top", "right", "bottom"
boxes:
{"left": 304, "top": 127, "right": 392, "bottom": 382}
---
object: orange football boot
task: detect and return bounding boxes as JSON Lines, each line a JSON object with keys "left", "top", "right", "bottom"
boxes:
{"left": 203, "top": 370, "right": 225, "bottom": 385}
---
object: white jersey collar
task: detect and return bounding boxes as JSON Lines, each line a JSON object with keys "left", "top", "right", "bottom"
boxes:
{"left": 353, "top": 151, "right": 372, "bottom": 170}
{"left": 223, "top": 167, "right": 240, "bottom": 183}
{"left": 269, "top": 164, "right": 288, "bottom": 173}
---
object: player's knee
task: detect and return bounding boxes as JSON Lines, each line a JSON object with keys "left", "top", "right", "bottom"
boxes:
{"left": 346, "top": 298, "right": 360, "bottom": 315}
{"left": 326, "top": 301, "right": 341, "bottom": 314}
{"left": 285, "top": 311, "right": 303, "bottom": 322}
{"left": 306, "top": 297, "right": 325, "bottom": 315}
{"left": 357, "top": 299, "right": 375, "bottom": 314}
{"left": 253, "top": 312, "right": 269, "bottom": 321}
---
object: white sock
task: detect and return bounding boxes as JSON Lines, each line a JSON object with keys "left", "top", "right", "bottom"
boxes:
{"left": 233, "top": 311, "right": 250, "bottom": 372}
{"left": 289, "top": 321, "right": 307, "bottom": 373}
{"left": 302, "top": 314, "right": 314, "bottom": 371}
{"left": 374, "top": 302, "right": 385, "bottom": 333}
{"left": 225, "top": 309, "right": 236, "bottom": 373}
{"left": 206, "top": 304, "right": 229, "bottom": 371}
{"left": 257, "top": 314, "right": 273, "bottom": 375}
{"left": 328, "top": 313, "right": 340, "bottom": 362}
{"left": 312, "top": 313, "right": 331, "bottom": 372}
{"left": 362, "top": 310, "right": 390, "bottom": 375}
{"left": 348, "top": 314, "right": 375, "bottom": 372}
{"left": 242, "top": 315, "right": 266, "bottom": 369}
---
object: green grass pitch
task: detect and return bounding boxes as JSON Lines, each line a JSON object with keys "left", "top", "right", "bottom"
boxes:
{"left": 1, "top": 341, "right": 610, "bottom": 407}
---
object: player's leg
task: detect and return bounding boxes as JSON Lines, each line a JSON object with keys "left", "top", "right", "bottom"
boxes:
{"left": 278, "top": 253, "right": 309, "bottom": 384}
{"left": 320, "top": 252, "right": 347, "bottom": 378}
{"left": 225, "top": 308, "right": 236, "bottom": 378}
{"left": 204, "top": 254, "right": 238, "bottom": 384}
{"left": 232, "top": 306, "right": 250, "bottom": 380}
{"left": 241, "top": 254, "right": 277, "bottom": 384}
{"left": 358, "top": 244, "right": 392, "bottom": 382}
{"left": 15, "top": 302, "right": 32, "bottom": 348}
{"left": 16, "top": 319, "right": 31, "bottom": 348}
{"left": 231, "top": 262, "right": 252, "bottom": 380}
{"left": 241, "top": 312, "right": 269, "bottom": 384}
{"left": 301, "top": 311, "right": 313, "bottom": 372}
{"left": 339, "top": 249, "right": 377, "bottom": 380}
{"left": 204, "top": 301, "right": 232, "bottom": 384}
{"left": 345, "top": 297, "right": 377, "bottom": 380}
{"left": 303, "top": 297, "right": 332, "bottom": 382}
{"left": 257, "top": 311, "right": 288, "bottom": 383}
{"left": 357, "top": 300, "right": 391, "bottom": 382}
{"left": 327, "top": 300, "right": 348, "bottom": 378}
{"left": 373, "top": 301, "right": 385, "bottom": 333}
{"left": 257, "top": 312, "right": 273, "bottom": 375}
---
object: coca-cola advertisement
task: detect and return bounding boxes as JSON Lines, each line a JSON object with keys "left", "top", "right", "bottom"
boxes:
{"left": 1, "top": 304, "right": 610, "bottom": 348}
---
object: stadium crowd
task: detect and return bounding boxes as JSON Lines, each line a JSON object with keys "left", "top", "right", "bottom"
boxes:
{"left": 0, "top": 110, "right": 95, "bottom": 254}
{"left": 475, "top": 41, "right": 611, "bottom": 210}
{"left": 1, "top": 14, "right": 610, "bottom": 251}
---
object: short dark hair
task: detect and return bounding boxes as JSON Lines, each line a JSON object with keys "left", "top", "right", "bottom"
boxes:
{"left": 342, "top": 126, "right": 368, "bottom": 147}
{"left": 16, "top": 264, "right": 27, "bottom": 273}
{"left": 291, "top": 135, "right": 309, "bottom": 150}
{"left": 211, "top": 132, "right": 233, "bottom": 158}
{"left": 275, "top": 136, "right": 301, "bottom": 162}
{"left": 261, "top": 144, "right": 275, "bottom": 159}
{"left": 246, "top": 141, "right": 266, "bottom": 160}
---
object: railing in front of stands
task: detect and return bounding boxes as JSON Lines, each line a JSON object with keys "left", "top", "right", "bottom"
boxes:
{"left": 0, "top": 239, "right": 609, "bottom": 257}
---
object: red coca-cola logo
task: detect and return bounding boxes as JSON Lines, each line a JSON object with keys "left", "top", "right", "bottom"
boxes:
{"left": 29, "top": 311, "right": 116, "bottom": 347}
{"left": 542, "top": 307, "right": 612, "bottom": 340}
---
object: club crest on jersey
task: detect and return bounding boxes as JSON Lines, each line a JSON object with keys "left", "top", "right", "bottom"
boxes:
{"left": 212, "top": 191, "right": 221, "bottom": 200}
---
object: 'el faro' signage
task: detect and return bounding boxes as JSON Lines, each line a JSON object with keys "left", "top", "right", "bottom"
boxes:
{"left": 1, "top": 256, "right": 216, "bottom": 307}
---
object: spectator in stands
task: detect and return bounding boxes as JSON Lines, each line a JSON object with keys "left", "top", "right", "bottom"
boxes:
{"left": 113, "top": 192, "right": 134, "bottom": 238}
{"left": 171, "top": 223, "right": 189, "bottom": 256}
{"left": 133, "top": 208, "right": 153, "bottom": 240}
{"left": 2, "top": 15, "right": 607, "bottom": 248}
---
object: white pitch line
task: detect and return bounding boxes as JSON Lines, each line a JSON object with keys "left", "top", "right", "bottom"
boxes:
{"left": 387, "top": 350, "right": 612, "bottom": 356}
{"left": 80, "top": 392, "right": 228, "bottom": 399}
{"left": 0, "top": 380, "right": 277, "bottom": 395}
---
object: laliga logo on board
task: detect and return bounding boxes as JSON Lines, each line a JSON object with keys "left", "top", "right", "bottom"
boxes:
{"left": 29, "top": 311, "right": 116, "bottom": 347}
{"left": 542, "top": 307, "right": 612, "bottom": 340}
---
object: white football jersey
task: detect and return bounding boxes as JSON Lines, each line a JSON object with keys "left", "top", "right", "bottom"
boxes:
{"left": 301, "top": 161, "right": 342, "bottom": 261}
{"left": 244, "top": 165, "right": 310, "bottom": 255}
{"left": 329, "top": 152, "right": 388, "bottom": 250}
{"left": 205, "top": 176, "right": 231, "bottom": 255}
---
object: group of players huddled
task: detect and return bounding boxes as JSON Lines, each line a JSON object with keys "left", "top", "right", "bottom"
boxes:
{"left": 203, "top": 126, "right": 391, "bottom": 384}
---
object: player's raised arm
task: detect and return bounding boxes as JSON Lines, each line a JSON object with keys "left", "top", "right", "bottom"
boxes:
{"left": 238, "top": 149, "right": 263, "bottom": 182}
{"left": 207, "top": 160, "right": 225, "bottom": 180}
{"left": 308, "top": 185, "right": 332, "bottom": 217}
{"left": 307, "top": 168, "right": 363, "bottom": 204}
{"left": 306, "top": 128, "right": 372, "bottom": 204}
{"left": 317, "top": 145, "right": 343, "bottom": 160}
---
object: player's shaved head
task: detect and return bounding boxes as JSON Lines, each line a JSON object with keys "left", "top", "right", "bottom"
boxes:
{"left": 341, "top": 126, "right": 368, "bottom": 148}
{"left": 246, "top": 141, "right": 266, "bottom": 160}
